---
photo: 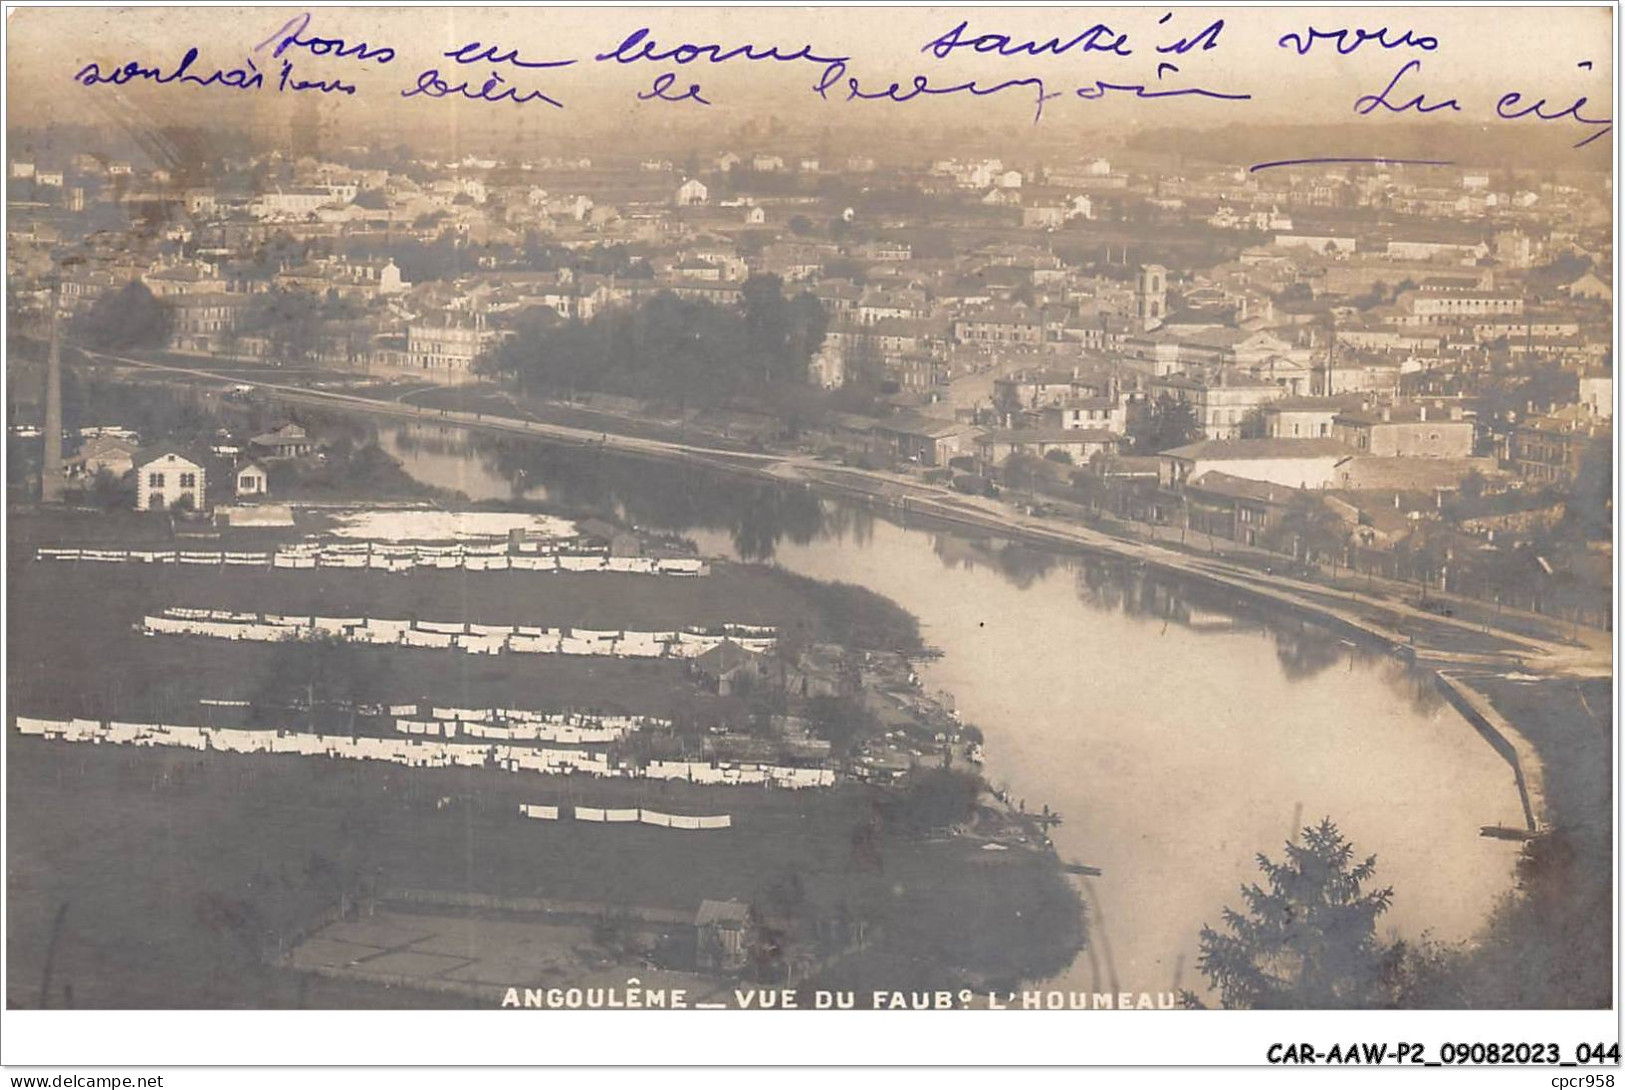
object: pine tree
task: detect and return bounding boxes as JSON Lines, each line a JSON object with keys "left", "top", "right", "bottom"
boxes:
{"left": 1194, "top": 819, "right": 1395, "bottom": 1008}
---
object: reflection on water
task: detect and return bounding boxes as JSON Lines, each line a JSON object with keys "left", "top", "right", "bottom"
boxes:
{"left": 386, "top": 425, "right": 830, "bottom": 562}
{"left": 381, "top": 424, "right": 1519, "bottom": 998}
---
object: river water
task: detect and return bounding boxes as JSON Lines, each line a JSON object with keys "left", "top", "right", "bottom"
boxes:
{"left": 380, "top": 423, "right": 1523, "bottom": 999}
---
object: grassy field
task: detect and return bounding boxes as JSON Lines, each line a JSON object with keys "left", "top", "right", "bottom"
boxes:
{"left": 6, "top": 552, "right": 907, "bottom": 721}
{"left": 8, "top": 505, "right": 1079, "bottom": 1007}
{"left": 9, "top": 499, "right": 920, "bottom": 725}
{"left": 6, "top": 736, "right": 1082, "bottom": 1008}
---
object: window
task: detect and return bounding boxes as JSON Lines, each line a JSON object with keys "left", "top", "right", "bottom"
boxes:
{"left": 148, "top": 493, "right": 165, "bottom": 510}
{"left": 147, "top": 472, "right": 165, "bottom": 488}
{"left": 180, "top": 472, "right": 197, "bottom": 488}
{"left": 239, "top": 475, "right": 255, "bottom": 490}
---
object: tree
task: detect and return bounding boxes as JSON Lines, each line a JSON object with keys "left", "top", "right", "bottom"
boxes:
{"left": 237, "top": 288, "right": 325, "bottom": 364}
{"left": 83, "top": 466, "right": 135, "bottom": 509}
{"left": 742, "top": 273, "right": 828, "bottom": 385}
{"left": 805, "top": 695, "right": 872, "bottom": 758}
{"left": 1193, "top": 819, "right": 1396, "bottom": 1009}
{"left": 1272, "top": 490, "right": 1348, "bottom": 569}
{"left": 1458, "top": 468, "right": 1488, "bottom": 503}
{"left": 482, "top": 281, "right": 825, "bottom": 405}
{"left": 1002, "top": 452, "right": 1045, "bottom": 497}
{"left": 882, "top": 767, "right": 980, "bottom": 833}
{"left": 1043, "top": 448, "right": 1073, "bottom": 464}
{"left": 1564, "top": 437, "right": 1611, "bottom": 541}
{"left": 1237, "top": 407, "right": 1269, "bottom": 439}
{"left": 252, "top": 631, "right": 379, "bottom": 729}
{"left": 1131, "top": 393, "right": 1201, "bottom": 454}
{"left": 76, "top": 281, "right": 171, "bottom": 352}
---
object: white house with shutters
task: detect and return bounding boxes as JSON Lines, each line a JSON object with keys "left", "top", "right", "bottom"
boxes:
{"left": 136, "top": 449, "right": 206, "bottom": 512}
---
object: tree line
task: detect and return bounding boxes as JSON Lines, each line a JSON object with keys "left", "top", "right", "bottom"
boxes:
{"left": 478, "top": 273, "right": 828, "bottom": 407}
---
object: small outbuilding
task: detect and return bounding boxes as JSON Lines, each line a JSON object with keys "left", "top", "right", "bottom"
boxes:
{"left": 234, "top": 460, "right": 270, "bottom": 498}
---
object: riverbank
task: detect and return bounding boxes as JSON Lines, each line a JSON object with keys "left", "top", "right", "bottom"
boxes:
{"left": 7, "top": 498, "right": 1085, "bottom": 1008}
{"left": 6, "top": 733, "right": 1082, "bottom": 1008}
{"left": 56, "top": 350, "right": 1611, "bottom": 1006}
{"left": 81, "top": 348, "right": 1607, "bottom": 679}
{"left": 74, "top": 353, "right": 1605, "bottom": 848}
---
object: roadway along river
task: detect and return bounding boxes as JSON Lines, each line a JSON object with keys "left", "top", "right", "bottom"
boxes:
{"left": 381, "top": 422, "right": 1523, "bottom": 1000}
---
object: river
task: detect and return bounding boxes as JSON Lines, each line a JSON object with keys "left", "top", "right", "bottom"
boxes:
{"left": 380, "top": 422, "right": 1523, "bottom": 999}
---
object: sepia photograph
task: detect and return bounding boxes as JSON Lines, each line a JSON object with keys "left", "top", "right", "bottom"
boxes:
{"left": 1, "top": 2, "right": 1617, "bottom": 1076}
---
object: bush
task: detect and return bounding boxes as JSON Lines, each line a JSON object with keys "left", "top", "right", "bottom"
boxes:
{"left": 883, "top": 767, "right": 982, "bottom": 834}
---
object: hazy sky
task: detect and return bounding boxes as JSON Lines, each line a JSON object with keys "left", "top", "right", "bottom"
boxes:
{"left": 5, "top": 6, "right": 1615, "bottom": 155}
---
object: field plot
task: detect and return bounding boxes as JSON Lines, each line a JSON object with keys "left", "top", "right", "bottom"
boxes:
{"left": 320, "top": 509, "right": 577, "bottom": 541}
{"left": 7, "top": 735, "right": 1078, "bottom": 1008}
{"left": 288, "top": 909, "right": 693, "bottom": 998}
{"left": 7, "top": 552, "right": 828, "bottom": 723}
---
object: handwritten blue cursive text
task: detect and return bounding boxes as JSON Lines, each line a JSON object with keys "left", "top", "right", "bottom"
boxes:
{"left": 401, "top": 69, "right": 563, "bottom": 107}
{"left": 255, "top": 13, "right": 395, "bottom": 64}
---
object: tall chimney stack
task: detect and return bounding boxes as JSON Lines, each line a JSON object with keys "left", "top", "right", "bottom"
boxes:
{"left": 41, "top": 285, "right": 64, "bottom": 504}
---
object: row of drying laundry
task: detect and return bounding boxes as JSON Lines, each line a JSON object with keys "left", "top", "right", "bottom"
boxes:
{"left": 519, "top": 803, "right": 731, "bottom": 829}
{"left": 13, "top": 716, "right": 835, "bottom": 789}
{"left": 139, "top": 610, "right": 777, "bottom": 659}
{"left": 405, "top": 705, "right": 664, "bottom": 729}
{"left": 36, "top": 545, "right": 707, "bottom": 577}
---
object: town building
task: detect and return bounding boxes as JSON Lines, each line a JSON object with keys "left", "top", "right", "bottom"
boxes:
{"left": 675, "top": 178, "right": 709, "bottom": 206}
{"left": 136, "top": 449, "right": 206, "bottom": 511}
{"left": 1147, "top": 371, "right": 1289, "bottom": 440}
{"left": 1183, "top": 471, "right": 1299, "bottom": 548}
{"left": 977, "top": 427, "right": 1118, "bottom": 466}
{"left": 249, "top": 423, "right": 316, "bottom": 460}
{"left": 868, "top": 417, "right": 982, "bottom": 467}
{"left": 1262, "top": 395, "right": 1370, "bottom": 439}
{"left": 65, "top": 435, "right": 139, "bottom": 479}
{"left": 1508, "top": 412, "right": 1611, "bottom": 485}
{"left": 406, "top": 313, "right": 493, "bottom": 375}
{"left": 1158, "top": 438, "right": 1355, "bottom": 490}
{"left": 1330, "top": 403, "right": 1475, "bottom": 458}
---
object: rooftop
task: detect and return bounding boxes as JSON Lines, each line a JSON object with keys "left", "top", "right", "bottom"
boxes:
{"left": 1162, "top": 438, "right": 1357, "bottom": 461}
{"left": 1186, "top": 470, "right": 1301, "bottom": 506}
{"left": 982, "top": 427, "right": 1118, "bottom": 444}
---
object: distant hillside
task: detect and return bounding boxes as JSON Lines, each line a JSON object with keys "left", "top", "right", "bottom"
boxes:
{"left": 1126, "top": 122, "right": 1611, "bottom": 174}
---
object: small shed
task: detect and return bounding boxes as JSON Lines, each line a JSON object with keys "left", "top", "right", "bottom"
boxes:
{"left": 694, "top": 640, "right": 765, "bottom": 697}
{"left": 694, "top": 899, "right": 752, "bottom": 972}
{"left": 234, "top": 460, "right": 270, "bottom": 498}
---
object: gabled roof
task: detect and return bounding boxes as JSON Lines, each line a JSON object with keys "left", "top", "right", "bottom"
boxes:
{"left": 695, "top": 639, "right": 761, "bottom": 675}
{"left": 134, "top": 444, "right": 206, "bottom": 470}
{"left": 1264, "top": 395, "right": 1371, "bottom": 414}
{"left": 1186, "top": 470, "right": 1300, "bottom": 506}
{"left": 695, "top": 899, "right": 750, "bottom": 928}
{"left": 871, "top": 415, "right": 978, "bottom": 440}
{"left": 981, "top": 427, "right": 1118, "bottom": 444}
{"left": 1333, "top": 404, "right": 1471, "bottom": 426}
